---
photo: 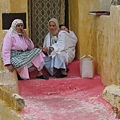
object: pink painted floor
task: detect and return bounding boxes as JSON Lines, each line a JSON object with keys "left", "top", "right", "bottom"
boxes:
{"left": 19, "top": 76, "right": 116, "bottom": 120}
{"left": 18, "top": 60, "right": 117, "bottom": 120}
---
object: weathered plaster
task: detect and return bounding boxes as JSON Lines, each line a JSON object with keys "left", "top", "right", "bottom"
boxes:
{"left": 100, "top": 0, "right": 112, "bottom": 11}
{"left": 102, "top": 84, "right": 120, "bottom": 109}
{"left": 0, "top": 99, "right": 23, "bottom": 120}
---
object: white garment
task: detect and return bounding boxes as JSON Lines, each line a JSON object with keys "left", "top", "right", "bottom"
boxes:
{"left": 9, "top": 19, "right": 23, "bottom": 37}
{"left": 50, "top": 30, "right": 77, "bottom": 64}
{"left": 43, "top": 32, "right": 58, "bottom": 48}
{"left": 43, "top": 32, "right": 58, "bottom": 55}
{"left": 43, "top": 32, "right": 66, "bottom": 76}
{"left": 43, "top": 30, "right": 77, "bottom": 76}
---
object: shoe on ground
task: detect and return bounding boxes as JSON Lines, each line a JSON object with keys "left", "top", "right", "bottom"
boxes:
{"left": 36, "top": 74, "right": 49, "bottom": 80}
{"left": 17, "top": 74, "right": 24, "bottom": 80}
{"left": 56, "top": 72, "right": 67, "bottom": 78}
{"left": 66, "top": 68, "right": 70, "bottom": 73}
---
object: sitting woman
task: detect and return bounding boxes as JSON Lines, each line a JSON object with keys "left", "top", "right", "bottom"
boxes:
{"left": 42, "top": 18, "right": 77, "bottom": 78}
{"left": 41, "top": 18, "right": 59, "bottom": 76}
{"left": 2, "top": 19, "right": 49, "bottom": 80}
{"left": 59, "top": 24, "right": 76, "bottom": 36}
{"left": 49, "top": 24, "right": 78, "bottom": 78}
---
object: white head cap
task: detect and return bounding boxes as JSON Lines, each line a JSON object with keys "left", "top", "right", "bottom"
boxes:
{"left": 48, "top": 18, "right": 59, "bottom": 35}
{"left": 9, "top": 19, "right": 23, "bottom": 37}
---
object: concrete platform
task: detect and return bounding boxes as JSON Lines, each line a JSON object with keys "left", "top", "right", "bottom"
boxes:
{"left": 18, "top": 60, "right": 116, "bottom": 120}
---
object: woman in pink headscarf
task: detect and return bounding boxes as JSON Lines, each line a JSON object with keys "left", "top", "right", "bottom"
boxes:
{"left": 2, "top": 19, "right": 49, "bottom": 80}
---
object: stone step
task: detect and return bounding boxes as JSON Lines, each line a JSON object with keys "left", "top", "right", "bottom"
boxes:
{"left": 102, "top": 84, "right": 120, "bottom": 109}
{"left": 29, "top": 59, "right": 80, "bottom": 79}
{"left": 18, "top": 59, "right": 98, "bottom": 96}
{"left": 18, "top": 74, "right": 101, "bottom": 96}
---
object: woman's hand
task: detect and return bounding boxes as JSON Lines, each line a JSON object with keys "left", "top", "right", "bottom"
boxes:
{"left": 42, "top": 47, "right": 48, "bottom": 52}
{"left": 22, "top": 29, "right": 29, "bottom": 40}
{"left": 6, "top": 64, "right": 14, "bottom": 72}
{"left": 39, "top": 46, "right": 43, "bottom": 50}
{"left": 49, "top": 47, "right": 54, "bottom": 52}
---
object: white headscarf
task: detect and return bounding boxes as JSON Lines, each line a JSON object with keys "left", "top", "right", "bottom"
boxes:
{"left": 8, "top": 19, "right": 24, "bottom": 37}
{"left": 48, "top": 18, "right": 59, "bottom": 35}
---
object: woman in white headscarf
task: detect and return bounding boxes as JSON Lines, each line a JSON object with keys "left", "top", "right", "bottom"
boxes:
{"left": 41, "top": 18, "right": 76, "bottom": 78}
{"left": 42, "top": 18, "right": 59, "bottom": 54}
{"left": 41, "top": 18, "right": 59, "bottom": 76}
{"left": 2, "top": 19, "right": 49, "bottom": 80}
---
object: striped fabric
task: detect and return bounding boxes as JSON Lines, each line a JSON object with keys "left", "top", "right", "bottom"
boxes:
{"left": 11, "top": 48, "right": 41, "bottom": 68}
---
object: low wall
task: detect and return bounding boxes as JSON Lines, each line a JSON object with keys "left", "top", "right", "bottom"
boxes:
{"left": 0, "top": 99, "right": 23, "bottom": 120}
{"left": 95, "top": 5, "right": 120, "bottom": 86}
{"left": 0, "top": 70, "right": 19, "bottom": 93}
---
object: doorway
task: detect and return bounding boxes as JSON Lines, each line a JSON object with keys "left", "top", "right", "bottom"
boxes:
{"left": 28, "top": 0, "right": 68, "bottom": 47}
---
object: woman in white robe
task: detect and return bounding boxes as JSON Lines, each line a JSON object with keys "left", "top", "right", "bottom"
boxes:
{"left": 42, "top": 18, "right": 60, "bottom": 76}
{"left": 42, "top": 18, "right": 77, "bottom": 77}
{"left": 49, "top": 30, "right": 77, "bottom": 78}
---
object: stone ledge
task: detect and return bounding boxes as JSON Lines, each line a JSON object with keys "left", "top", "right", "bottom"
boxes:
{"left": 0, "top": 99, "right": 23, "bottom": 120}
{"left": 102, "top": 84, "right": 120, "bottom": 109}
{"left": 0, "top": 70, "right": 19, "bottom": 93}
{"left": 0, "top": 86, "right": 25, "bottom": 111}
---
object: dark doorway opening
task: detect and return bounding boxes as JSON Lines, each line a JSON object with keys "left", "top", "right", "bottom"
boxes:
{"left": 28, "top": 0, "right": 69, "bottom": 47}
